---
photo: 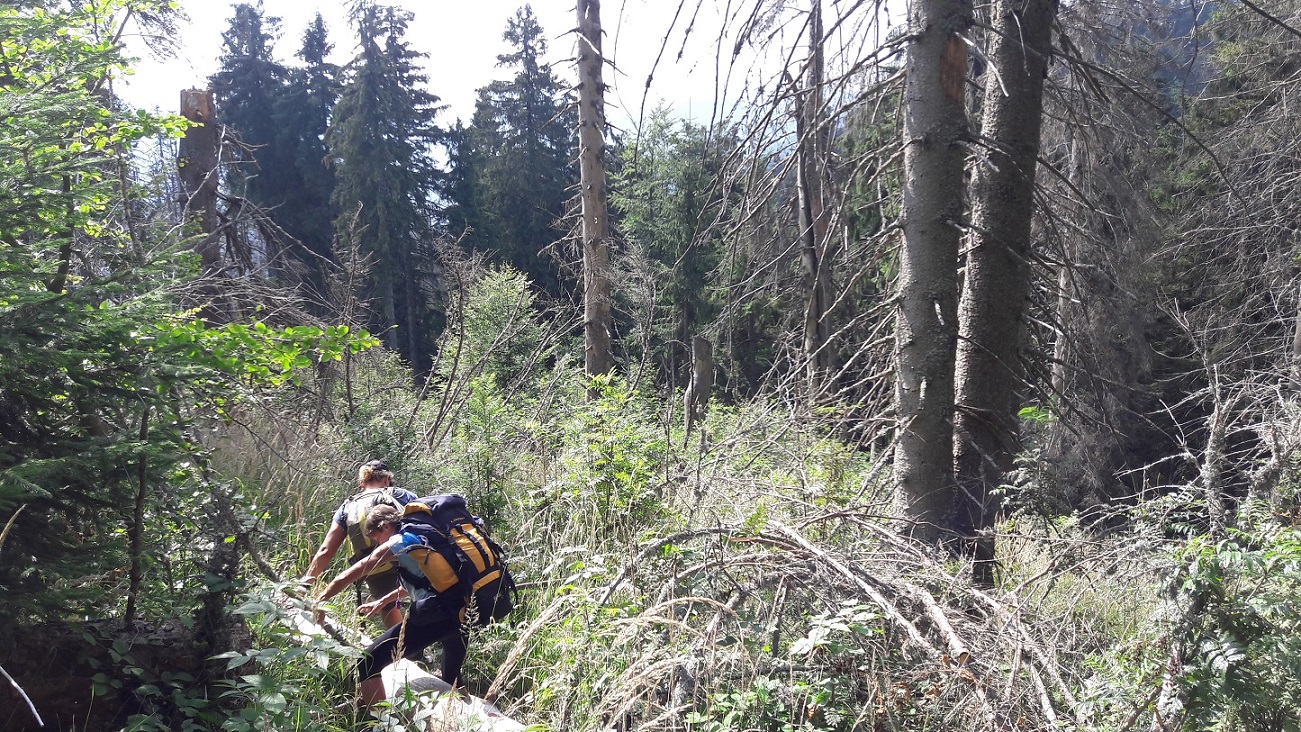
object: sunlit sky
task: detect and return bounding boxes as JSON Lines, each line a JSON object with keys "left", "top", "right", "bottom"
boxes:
{"left": 118, "top": 0, "right": 767, "bottom": 130}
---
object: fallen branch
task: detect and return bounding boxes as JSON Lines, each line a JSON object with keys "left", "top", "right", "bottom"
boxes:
{"left": 0, "top": 504, "right": 27, "bottom": 553}
{"left": 1, "top": 663, "right": 43, "bottom": 728}
{"left": 966, "top": 586, "right": 1081, "bottom": 717}
{"left": 770, "top": 521, "right": 939, "bottom": 659}
{"left": 773, "top": 521, "right": 995, "bottom": 725}
{"left": 598, "top": 527, "right": 739, "bottom": 606}
{"left": 905, "top": 582, "right": 972, "bottom": 665}
{"left": 847, "top": 513, "right": 1083, "bottom": 723}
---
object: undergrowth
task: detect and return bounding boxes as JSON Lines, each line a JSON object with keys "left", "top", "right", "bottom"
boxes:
{"left": 175, "top": 266, "right": 1301, "bottom": 732}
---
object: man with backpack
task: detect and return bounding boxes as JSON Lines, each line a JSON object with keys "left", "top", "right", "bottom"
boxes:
{"left": 299, "top": 460, "right": 416, "bottom": 628}
{"left": 313, "top": 496, "right": 514, "bottom": 708}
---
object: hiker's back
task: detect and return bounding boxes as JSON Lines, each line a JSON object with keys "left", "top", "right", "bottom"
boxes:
{"left": 337, "top": 485, "right": 416, "bottom": 571}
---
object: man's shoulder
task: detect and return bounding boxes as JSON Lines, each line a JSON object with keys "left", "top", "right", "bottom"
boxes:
{"left": 391, "top": 487, "right": 418, "bottom": 503}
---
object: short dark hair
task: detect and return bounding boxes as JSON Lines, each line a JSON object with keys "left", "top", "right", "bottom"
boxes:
{"left": 364, "top": 504, "right": 402, "bottom": 535}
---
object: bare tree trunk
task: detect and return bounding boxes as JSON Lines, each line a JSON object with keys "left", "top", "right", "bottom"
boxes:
{"left": 178, "top": 89, "right": 221, "bottom": 275}
{"left": 1201, "top": 369, "right": 1229, "bottom": 540}
{"left": 893, "top": 0, "right": 972, "bottom": 543}
{"left": 1050, "top": 130, "right": 1085, "bottom": 399}
{"left": 1291, "top": 281, "right": 1301, "bottom": 383}
{"left": 381, "top": 270, "right": 398, "bottom": 353}
{"left": 403, "top": 254, "right": 419, "bottom": 366}
{"left": 684, "top": 336, "right": 714, "bottom": 441}
{"left": 178, "top": 88, "right": 228, "bottom": 323}
{"left": 798, "top": 0, "right": 834, "bottom": 399}
{"left": 577, "top": 0, "right": 613, "bottom": 385}
{"left": 952, "top": 0, "right": 1058, "bottom": 584}
{"left": 124, "top": 408, "right": 149, "bottom": 630}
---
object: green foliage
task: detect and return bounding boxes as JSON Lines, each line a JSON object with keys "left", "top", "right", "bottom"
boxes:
{"left": 448, "top": 5, "right": 574, "bottom": 296}
{"left": 1174, "top": 529, "right": 1301, "bottom": 731}
{"left": 0, "top": 0, "right": 379, "bottom": 636}
{"left": 0, "top": 0, "right": 187, "bottom": 623}
{"left": 439, "top": 376, "right": 523, "bottom": 522}
{"left": 152, "top": 317, "right": 377, "bottom": 390}
{"left": 685, "top": 677, "right": 805, "bottom": 732}
{"left": 328, "top": 0, "right": 444, "bottom": 369}
{"left": 435, "top": 265, "right": 550, "bottom": 389}
{"left": 551, "top": 375, "right": 669, "bottom": 537}
{"left": 212, "top": 583, "right": 361, "bottom": 732}
{"left": 790, "top": 602, "right": 882, "bottom": 659}
{"left": 73, "top": 623, "right": 216, "bottom": 732}
{"left": 611, "top": 107, "right": 734, "bottom": 387}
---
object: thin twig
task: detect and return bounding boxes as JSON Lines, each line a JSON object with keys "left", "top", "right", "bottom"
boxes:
{"left": 1, "top": 663, "right": 43, "bottom": 727}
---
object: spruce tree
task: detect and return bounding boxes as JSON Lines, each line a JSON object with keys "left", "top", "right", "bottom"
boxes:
{"left": 327, "top": 1, "right": 444, "bottom": 369}
{"left": 272, "top": 13, "right": 341, "bottom": 292}
{"left": 453, "top": 5, "right": 575, "bottom": 296}
{"left": 613, "top": 108, "right": 730, "bottom": 388}
{"left": 0, "top": 0, "right": 373, "bottom": 633}
{"left": 209, "top": 2, "right": 289, "bottom": 209}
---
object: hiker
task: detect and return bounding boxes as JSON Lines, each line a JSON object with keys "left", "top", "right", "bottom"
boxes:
{"left": 299, "top": 460, "right": 416, "bottom": 628}
{"left": 313, "top": 499, "right": 513, "bottom": 708}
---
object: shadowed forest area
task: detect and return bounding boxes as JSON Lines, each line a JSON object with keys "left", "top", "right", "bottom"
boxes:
{"left": 7, "top": 0, "right": 1301, "bottom": 730}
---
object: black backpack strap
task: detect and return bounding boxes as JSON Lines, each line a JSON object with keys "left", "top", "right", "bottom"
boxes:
{"left": 483, "top": 534, "right": 518, "bottom": 605}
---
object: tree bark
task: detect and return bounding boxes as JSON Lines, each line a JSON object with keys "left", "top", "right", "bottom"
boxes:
{"left": 124, "top": 409, "right": 149, "bottom": 631}
{"left": 893, "top": 0, "right": 972, "bottom": 543}
{"left": 684, "top": 335, "right": 714, "bottom": 440}
{"left": 953, "top": 0, "right": 1058, "bottom": 584}
{"left": 178, "top": 89, "right": 221, "bottom": 275}
{"left": 577, "top": 0, "right": 614, "bottom": 385}
{"left": 798, "top": 0, "right": 834, "bottom": 398}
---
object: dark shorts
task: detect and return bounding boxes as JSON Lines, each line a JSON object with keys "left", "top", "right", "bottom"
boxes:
{"left": 363, "top": 569, "right": 401, "bottom": 612}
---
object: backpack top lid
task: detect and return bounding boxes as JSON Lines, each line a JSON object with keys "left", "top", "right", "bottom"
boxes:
{"left": 401, "top": 494, "right": 471, "bottom": 523}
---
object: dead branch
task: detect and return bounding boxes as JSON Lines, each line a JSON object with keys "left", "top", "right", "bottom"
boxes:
{"left": 1, "top": 664, "right": 42, "bottom": 728}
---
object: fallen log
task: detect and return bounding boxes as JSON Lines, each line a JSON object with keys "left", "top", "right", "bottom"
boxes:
{"left": 278, "top": 589, "right": 528, "bottom": 730}
{"left": 378, "top": 660, "right": 525, "bottom": 731}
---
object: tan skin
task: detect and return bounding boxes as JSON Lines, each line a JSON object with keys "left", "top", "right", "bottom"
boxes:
{"left": 300, "top": 475, "right": 404, "bottom": 628}
{"left": 315, "top": 521, "right": 403, "bottom": 708}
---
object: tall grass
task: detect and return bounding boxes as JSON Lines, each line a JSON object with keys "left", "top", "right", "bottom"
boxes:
{"left": 196, "top": 265, "right": 1279, "bottom": 732}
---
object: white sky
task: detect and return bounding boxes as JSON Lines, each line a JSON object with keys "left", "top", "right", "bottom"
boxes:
{"left": 118, "top": 0, "right": 774, "bottom": 131}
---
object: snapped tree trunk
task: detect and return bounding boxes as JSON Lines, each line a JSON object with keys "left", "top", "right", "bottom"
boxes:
{"left": 893, "top": 0, "right": 972, "bottom": 543}
{"left": 178, "top": 89, "right": 221, "bottom": 275}
{"left": 953, "top": 0, "right": 1058, "bottom": 584}
{"left": 577, "top": 0, "right": 613, "bottom": 384}
{"left": 684, "top": 335, "right": 714, "bottom": 441}
{"left": 178, "top": 88, "right": 227, "bottom": 323}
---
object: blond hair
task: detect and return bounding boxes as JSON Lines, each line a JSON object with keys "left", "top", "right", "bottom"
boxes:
{"left": 358, "top": 459, "right": 393, "bottom": 487}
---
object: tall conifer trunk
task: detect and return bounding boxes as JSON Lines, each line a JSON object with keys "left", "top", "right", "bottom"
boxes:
{"left": 953, "top": 0, "right": 1058, "bottom": 584}
{"left": 577, "top": 0, "right": 613, "bottom": 384}
{"left": 893, "top": 0, "right": 971, "bottom": 542}
{"left": 798, "top": 0, "right": 834, "bottom": 398}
